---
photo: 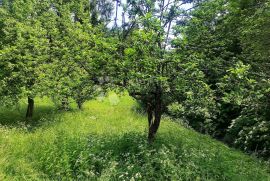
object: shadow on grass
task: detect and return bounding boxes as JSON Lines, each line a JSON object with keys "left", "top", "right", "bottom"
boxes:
{"left": 0, "top": 104, "right": 58, "bottom": 130}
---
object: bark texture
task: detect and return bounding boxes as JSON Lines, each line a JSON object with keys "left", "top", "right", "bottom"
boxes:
{"left": 26, "top": 97, "right": 34, "bottom": 118}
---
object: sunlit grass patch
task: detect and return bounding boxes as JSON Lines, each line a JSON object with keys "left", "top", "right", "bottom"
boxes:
{"left": 0, "top": 94, "right": 269, "bottom": 180}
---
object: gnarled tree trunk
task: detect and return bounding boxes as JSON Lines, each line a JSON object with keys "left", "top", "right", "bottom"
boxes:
{"left": 26, "top": 97, "right": 34, "bottom": 119}
{"left": 147, "top": 102, "right": 153, "bottom": 128}
{"left": 77, "top": 101, "right": 83, "bottom": 110}
{"left": 148, "top": 93, "right": 162, "bottom": 143}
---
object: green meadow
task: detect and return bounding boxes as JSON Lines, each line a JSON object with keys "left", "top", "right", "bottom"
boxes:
{"left": 0, "top": 94, "right": 269, "bottom": 180}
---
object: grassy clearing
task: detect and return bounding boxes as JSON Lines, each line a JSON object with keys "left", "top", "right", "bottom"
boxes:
{"left": 0, "top": 93, "right": 269, "bottom": 180}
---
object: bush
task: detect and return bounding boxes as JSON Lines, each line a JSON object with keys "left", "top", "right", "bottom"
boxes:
{"left": 226, "top": 108, "right": 270, "bottom": 158}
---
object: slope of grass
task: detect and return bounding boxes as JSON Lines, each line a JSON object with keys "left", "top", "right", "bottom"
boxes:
{"left": 0, "top": 93, "right": 269, "bottom": 180}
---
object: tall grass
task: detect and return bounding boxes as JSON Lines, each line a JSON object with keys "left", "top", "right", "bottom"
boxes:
{"left": 0, "top": 93, "right": 269, "bottom": 180}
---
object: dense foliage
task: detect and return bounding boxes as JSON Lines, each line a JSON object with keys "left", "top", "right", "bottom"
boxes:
{"left": 171, "top": 0, "right": 270, "bottom": 157}
{"left": 0, "top": 0, "right": 270, "bottom": 158}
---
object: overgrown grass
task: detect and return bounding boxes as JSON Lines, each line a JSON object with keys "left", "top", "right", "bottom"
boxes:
{"left": 0, "top": 93, "right": 269, "bottom": 180}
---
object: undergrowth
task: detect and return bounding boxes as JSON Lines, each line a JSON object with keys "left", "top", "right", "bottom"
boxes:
{"left": 0, "top": 94, "right": 269, "bottom": 180}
